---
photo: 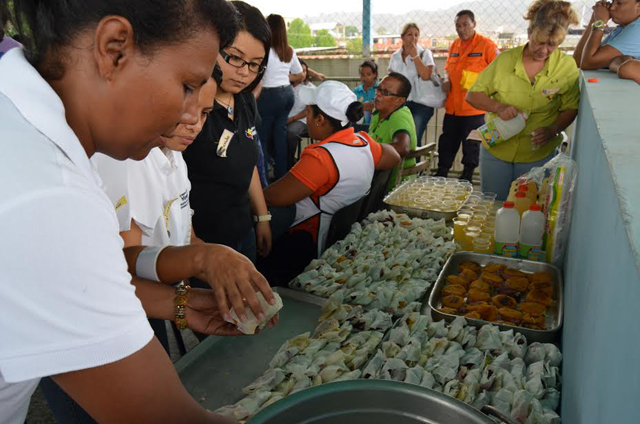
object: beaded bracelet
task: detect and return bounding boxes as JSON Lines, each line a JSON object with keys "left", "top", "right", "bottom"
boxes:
{"left": 174, "top": 283, "right": 191, "bottom": 330}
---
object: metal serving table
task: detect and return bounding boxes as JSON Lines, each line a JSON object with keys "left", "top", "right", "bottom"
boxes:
{"left": 176, "top": 288, "right": 326, "bottom": 410}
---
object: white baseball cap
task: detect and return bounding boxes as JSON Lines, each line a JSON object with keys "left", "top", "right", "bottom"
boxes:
{"left": 298, "top": 80, "right": 357, "bottom": 127}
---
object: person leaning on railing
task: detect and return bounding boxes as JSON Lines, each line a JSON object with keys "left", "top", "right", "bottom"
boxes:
{"left": 574, "top": 0, "right": 640, "bottom": 70}
{"left": 466, "top": 0, "right": 581, "bottom": 200}
{"left": 609, "top": 54, "right": 640, "bottom": 83}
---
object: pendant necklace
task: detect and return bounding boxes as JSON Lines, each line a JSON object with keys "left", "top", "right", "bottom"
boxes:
{"left": 217, "top": 95, "right": 234, "bottom": 116}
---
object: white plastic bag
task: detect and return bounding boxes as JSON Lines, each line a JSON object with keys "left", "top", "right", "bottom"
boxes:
{"left": 412, "top": 51, "right": 446, "bottom": 108}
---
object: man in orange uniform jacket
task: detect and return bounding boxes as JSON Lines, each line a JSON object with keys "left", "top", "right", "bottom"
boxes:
{"left": 436, "top": 10, "right": 499, "bottom": 181}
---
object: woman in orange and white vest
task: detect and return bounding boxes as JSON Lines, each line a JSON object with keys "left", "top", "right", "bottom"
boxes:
{"left": 261, "top": 80, "right": 401, "bottom": 284}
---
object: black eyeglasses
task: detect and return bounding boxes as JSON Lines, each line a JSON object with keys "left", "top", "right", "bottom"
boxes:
{"left": 220, "top": 51, "right": 265, "bottom": 74}
{"left": 374, "top": 86, "right": 404, "bottom": 98}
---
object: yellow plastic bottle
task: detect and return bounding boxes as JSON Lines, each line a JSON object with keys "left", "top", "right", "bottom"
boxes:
{"left": 506, "top": 180, "right": 519, "bottom": 203}
{"left": 514, "top": 192, "right": 532, "bottom": 217}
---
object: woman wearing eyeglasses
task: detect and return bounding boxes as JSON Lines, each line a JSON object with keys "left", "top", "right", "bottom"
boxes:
{"left": 183, "top": 1, "right": 274, "bottom": 264}
{"left": 257, "top": 14, "right": 305, "bottom": 181}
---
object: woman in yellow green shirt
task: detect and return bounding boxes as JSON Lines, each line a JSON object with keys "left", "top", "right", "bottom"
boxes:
{"left": 467, "top": 0, "right": 581, "bottom": 200}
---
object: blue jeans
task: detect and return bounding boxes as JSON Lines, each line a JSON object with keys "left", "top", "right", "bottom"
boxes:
{"left": 255, "top": 134, "right": 269, "bottom": 187}
{"left": 407, "top": 101, "right": 434, "bottom": 146}
{"left": 257, "top": 85, "right": 295, "bottom": 181}
{"left": 480, "top": 147, "right": 556, "bottom": 201}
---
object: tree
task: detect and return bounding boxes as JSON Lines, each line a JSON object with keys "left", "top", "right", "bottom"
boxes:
{"left": 288, "top": 18, "right": 314, "bottom": 48}
{"left": 376, "top": 26, "right": 388, "bottom": 35}
{"left": 315, "top": 29, "right": 337, "bottom": 47}
{"left": 345, "top": 25, "right": 359, "bottom": 37}
{"left": 346, "top": 37, "right": 363, "bottom": 54}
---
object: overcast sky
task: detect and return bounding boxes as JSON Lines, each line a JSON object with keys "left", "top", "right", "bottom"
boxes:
{"left": 248, "top": 0, "right": 470, "bottom": 17}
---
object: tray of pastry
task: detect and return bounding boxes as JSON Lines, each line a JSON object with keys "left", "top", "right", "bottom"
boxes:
{"left": 383, "top": 177, "right": 473, "bottom": 222}
{"left": 425, "top": 252, "right": 563, "bottom": 343}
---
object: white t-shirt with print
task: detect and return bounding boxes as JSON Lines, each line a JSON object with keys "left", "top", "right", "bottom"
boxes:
{"left": 262, "top": 48, "right": 303, "bottom": 88}
{"left": 388, "top": 45, "right": 436, "bottom": 103}
{"left": 0, "top": 48, "right": 153, "bottom": 424}
{"left": 93, "top": 148, "right": 193, "bottom": 246}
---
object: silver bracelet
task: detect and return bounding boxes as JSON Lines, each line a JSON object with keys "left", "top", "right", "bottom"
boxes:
{"left": 135, "top": 245, "right": 172, "bottom": 282}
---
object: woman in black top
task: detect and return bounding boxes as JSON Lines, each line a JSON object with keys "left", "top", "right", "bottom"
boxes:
{"left": 183, "top": 1, "right": 272, "bottom": 263}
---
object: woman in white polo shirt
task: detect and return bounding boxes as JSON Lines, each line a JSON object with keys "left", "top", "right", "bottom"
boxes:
{"left": 257, "top": 13, "right": 305, "bottom": 181}
{"left": 0, "top": 1, "right": 274, "bottom": 423}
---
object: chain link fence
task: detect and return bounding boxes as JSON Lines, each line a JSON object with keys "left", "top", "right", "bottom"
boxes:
{"left": 292, "top": 0, "right": 600, "bottom": 56}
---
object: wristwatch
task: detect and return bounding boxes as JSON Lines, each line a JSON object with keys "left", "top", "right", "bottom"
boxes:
{"left": 254, "top": 213, "right": 272, "bottom": 223}
{"left": 592, "top": 20, "right": 607, "bottom": 31}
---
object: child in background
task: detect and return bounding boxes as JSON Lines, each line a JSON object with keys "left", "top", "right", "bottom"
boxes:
{"left": 353, "top": 60, "right": 379, "bottom": 131}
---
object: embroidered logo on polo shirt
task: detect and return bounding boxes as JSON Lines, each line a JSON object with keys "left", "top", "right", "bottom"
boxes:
{"left": 115, "top": 195, "right": 128, "bottom": 211}
{"left": 246, "top": 126, "right": 257, "bottom": 140}
{"left": 541, "top": 87, "right": 561, "bottom": 100}
{"left": 179, "top": 190, "right": 189, "bottom": 209}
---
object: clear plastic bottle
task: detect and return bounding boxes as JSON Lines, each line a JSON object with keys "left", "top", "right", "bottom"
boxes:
{"left": 478, "top": 112, "right": 528, "bottom": 148}
{"left": 494, "top": 201, "right": 520, "bottom": 258}
{"left": 519, "top": 204, "right": 546, "bottom": 261}
{"left": 514, "top": 191, "right": 532, "bottom": 217}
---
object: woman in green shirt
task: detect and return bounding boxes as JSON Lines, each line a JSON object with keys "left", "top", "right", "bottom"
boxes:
{"left": 467, "top": 0, "right": 580, "bottom": 200}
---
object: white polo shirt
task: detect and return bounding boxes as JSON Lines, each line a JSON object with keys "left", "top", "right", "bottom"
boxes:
{"left": 0, "top": 49, "right": 153, "bottom": 424}
{"left": 262, "top": 48, "right": 303, "bottom": 88}
{"left": 93, "top": 148, "right": 193, "bottom": 246}
{"left": 388, "top": 45, "right": 436, "bottom": 103}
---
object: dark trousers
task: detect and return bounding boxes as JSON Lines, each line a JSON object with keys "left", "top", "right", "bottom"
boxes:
{"left": 407, "top": 101, "right": 434, "bottom": 146}
{"left": 257, "top": 85, "right": 295, "bottom": 181}
{"left": 286, "top": 120, "right": 307, "bottom": 170}
{"left": 256, "top": 206, "right": 310, "bottom": 287}
{"left": 437, "top": 113, "right": 485, "bottom": 171}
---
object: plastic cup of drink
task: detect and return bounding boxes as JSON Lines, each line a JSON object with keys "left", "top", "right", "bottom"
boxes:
{"left": 453, "top": 218, "right": 468, "bottom": 246}
{"left": 456, "top": 212, "right": 473, "bottom": 222}
{"left": 441, "top": 200, "right": 458, "bottom": 212}
{"left": 471, "top": 204, "right": 489, "bottom": 213}
{"left": 482, "top": 192, "right": 497, "bottom": 202}
{"left": 482, "top": 220, "right": 496, "bottom": 234}
{"left": 464, "top": 229, "right": 481, "bottom": 251}
{"left": 473, "top": 239, "right": 492, "bottom": 254}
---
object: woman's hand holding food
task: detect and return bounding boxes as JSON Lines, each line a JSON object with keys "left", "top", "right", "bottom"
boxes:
{"left": 197, "top": 244, "right": 276, "bottom": 324}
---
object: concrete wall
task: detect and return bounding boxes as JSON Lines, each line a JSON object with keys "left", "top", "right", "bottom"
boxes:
{"left": 302, "top": 57, "right": 447, "bottom": 89}
{"left": 561, "top": 71, "right": 640, "bottom": 423}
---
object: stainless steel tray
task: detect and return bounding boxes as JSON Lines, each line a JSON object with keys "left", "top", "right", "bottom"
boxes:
{"left": 382, "top": 178, "right": 471, "bottom": 222}
{"left": 176, "top": 287, "right": 327, "bottom": 410}
{"left": 425, "top": 252, "right": 563, "bottom": 343}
